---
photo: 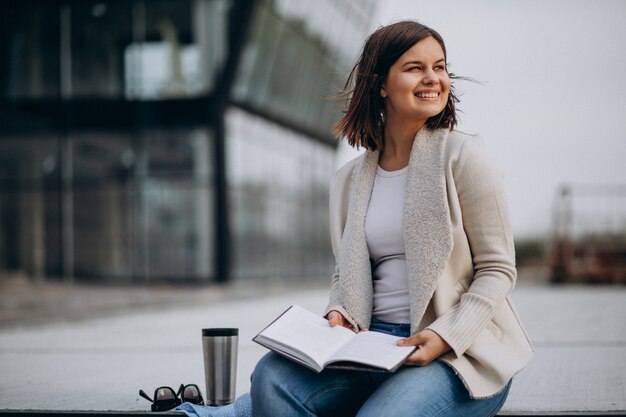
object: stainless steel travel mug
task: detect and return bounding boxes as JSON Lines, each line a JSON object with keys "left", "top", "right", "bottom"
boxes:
{"left": 202, "top": 328, "right": 238, "bottom": 406}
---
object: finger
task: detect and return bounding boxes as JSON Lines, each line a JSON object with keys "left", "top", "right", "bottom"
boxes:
{"left": 332, "top": 320, "right": 346, "bottom": 328}
{"left": 328, "top": 312, "right": 345, "bottom": 328}
{"left": 340, "top": 318, "right": 354, "bottom": 330}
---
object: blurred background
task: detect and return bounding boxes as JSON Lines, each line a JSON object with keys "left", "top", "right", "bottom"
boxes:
{"left": 0, "top": 0, "right": 375, "bottom": 289}
{"left": 0, "top": 0, "right": 625, "bottom": 321}
{"left": 1, "top": 1, "right": 625, "bottom": 412}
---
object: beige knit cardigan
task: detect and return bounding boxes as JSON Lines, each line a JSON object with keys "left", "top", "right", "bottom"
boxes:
{"left": 324, "top": 127, "right": 534, "bottom": 399}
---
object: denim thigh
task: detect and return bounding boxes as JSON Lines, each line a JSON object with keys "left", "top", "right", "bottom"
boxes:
{"left": 251, "top": 351, "right": 389, "bottom": 417}
{"left": 362, "top": 318, "right": 511, "bottom": 416}
{"left": 356, "top": 360, "right": 512, "bottom": 417}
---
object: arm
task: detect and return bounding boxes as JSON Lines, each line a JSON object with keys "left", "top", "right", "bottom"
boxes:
{"left": 325, "top": 265, "right": 356, "bottom": 330}
{"left": 323, "top": 159, "right": 361, "bottom": 331}
{"left": 420, "top": 138, "right": 517, "bottom": 359}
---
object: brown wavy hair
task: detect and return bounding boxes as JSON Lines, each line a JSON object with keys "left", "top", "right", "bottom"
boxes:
{"left": 333, "top": 21, "right": 460, "bottom": 151}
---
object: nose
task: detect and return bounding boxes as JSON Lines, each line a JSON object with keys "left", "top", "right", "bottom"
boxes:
{"left": 422, "top": 68, "right": 438, "bottom": 85}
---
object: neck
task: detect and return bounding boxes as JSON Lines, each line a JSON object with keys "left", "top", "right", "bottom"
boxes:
{"left": 379, "top": 115, "right": 426, "bottom": 170}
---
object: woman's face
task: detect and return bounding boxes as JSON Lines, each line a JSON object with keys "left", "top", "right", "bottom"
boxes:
{"left": 380, "top": 36, "right": 450, "bottom": 124}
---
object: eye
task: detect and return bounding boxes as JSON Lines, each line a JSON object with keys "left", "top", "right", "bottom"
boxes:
{"left": 435, "top": 65, "right": 446, "bottom": 71}
{"left": 409, "top": 66, "right": 422, "bottom": 71}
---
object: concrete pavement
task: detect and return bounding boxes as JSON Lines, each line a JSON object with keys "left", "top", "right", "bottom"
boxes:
{"left": 0, "top": 282, "right": 625, "bottom": 414}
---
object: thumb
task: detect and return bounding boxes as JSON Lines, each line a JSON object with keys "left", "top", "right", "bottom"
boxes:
{"left": 397, "top": 332, "right": 428, "bottom": 347}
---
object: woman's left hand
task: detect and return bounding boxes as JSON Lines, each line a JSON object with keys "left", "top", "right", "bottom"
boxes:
{"left": 397, "top": 330, "right": 452, "bottom": 366}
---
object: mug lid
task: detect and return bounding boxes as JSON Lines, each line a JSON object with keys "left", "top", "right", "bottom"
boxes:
{"left": 202, "top": 328, "right": 238, "bottom": 337}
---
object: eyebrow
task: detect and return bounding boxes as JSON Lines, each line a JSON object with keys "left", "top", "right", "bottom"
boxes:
{"left": 402, "top": 58, "right": 446, "bottom": 67}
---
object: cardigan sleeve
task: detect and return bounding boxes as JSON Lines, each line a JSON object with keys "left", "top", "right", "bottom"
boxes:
{"left": 322, "top": 159, "right": 360, "bottom": 330}
{"left": 426, "top": 137, "right": 517, "bottom": 358}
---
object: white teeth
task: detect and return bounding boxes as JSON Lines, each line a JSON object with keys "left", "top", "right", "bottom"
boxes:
{"left": 416, "top": 92, "right": 438, "bottom": 98}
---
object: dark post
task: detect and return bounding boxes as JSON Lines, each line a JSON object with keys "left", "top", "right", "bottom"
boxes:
{"left": 212, "top": 0, "right": 259, "bottom": 283}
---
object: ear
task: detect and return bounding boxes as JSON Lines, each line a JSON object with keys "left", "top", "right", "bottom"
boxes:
{"left": 380, "top": 85, "right": 387, "bottom": 98}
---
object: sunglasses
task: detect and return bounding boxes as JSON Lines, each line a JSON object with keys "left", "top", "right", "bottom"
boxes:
{"left": 139, "top": 383, "right": 204, "bottom": 412}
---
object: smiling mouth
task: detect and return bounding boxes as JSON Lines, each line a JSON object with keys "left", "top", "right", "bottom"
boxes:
{"left": 415, "top": 92, "right": 439, "bottom": 99}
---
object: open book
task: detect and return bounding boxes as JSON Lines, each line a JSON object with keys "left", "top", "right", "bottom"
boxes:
{"left": 253, "top": 305, "right": 416, "bottom": 373}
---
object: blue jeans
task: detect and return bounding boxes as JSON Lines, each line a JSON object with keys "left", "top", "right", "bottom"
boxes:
{"left": 250, "top": 318, "right": 512, "bottom": 417}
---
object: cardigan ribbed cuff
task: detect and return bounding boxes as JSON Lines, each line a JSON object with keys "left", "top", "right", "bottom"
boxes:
{"left": 425, "top": 293, "right": 497, "bottom": 357}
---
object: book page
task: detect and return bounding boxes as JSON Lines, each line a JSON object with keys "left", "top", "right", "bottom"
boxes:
{"left": 327, "top": 330, "right": 415, "bottom": 370}
{"left": 258, "top": 305, "right": 356, "bottom": 367}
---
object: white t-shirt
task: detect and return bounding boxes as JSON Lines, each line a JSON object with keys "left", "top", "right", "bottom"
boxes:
{"left": 364, "top": 165, "right": 410, "bottom": 324}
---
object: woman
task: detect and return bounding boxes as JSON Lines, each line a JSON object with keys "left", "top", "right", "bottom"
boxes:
{"left": 249, "top": 20, "right": 533, "bottom": 417}
{"left": 178, "top": 20, "right": 533, "bottom": 417}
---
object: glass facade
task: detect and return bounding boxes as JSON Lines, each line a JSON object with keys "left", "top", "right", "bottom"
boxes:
{"left": 0, "top": 0, "right": 225, "bottom": 282}
{"left": 0, "top": 0, "right": 377, "bottom": 283}
{"left": 0, "top": 128, "right": 213, "bottom": 282}
{"left": 70, "top": 128, "right": 214, "bottom": 280}
{"left": 232, "top": 0, "right": 376, "bottom": 137}
{"left": 1, "top": 0, "right": 227, "bottom": 100}
{"left": 226, "top": 0, "right": 376, "bottom": 280}
{"left": 227, "top": 108, "right": 334, "bottom": 280}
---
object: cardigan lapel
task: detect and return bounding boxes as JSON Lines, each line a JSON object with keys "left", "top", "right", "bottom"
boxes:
{"left": 338, "top": 127, "right": 453, "bottom": 333}
{"left": 338, "top": 149, "right": 379, "bottom": 330}
{"left": 404, "top": 127, "right": 453, "bottom": 334}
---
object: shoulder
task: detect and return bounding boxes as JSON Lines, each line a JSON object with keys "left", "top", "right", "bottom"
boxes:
{"left": 330, "top": 153, "right": 365, "bottom": 191}
{"left": 444, "top": 129, "right": 485, "bottom": 162}
{"left": 445, "top": 130, "right": 505, "bottom": 188}
{"left": 443, "top": 129, "right": 498, "bottom": 173}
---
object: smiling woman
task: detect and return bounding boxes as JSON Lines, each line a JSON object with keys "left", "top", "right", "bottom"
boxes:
{"left": 179, "top": 20, "right": 533, "bottom": 417}
{"left": 249, "top": 20, "right": 533, "bottom": 417}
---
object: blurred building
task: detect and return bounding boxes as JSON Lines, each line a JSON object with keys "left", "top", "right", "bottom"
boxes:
{"left": 0, "top": 0, "right": 377, "bottom": 283}
{"left": 549, "top": 184, "right": 626, "bottom": 284}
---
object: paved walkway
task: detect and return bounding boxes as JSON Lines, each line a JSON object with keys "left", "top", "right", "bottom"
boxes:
{"left": 0, "top": 280, "right": 625, "bottom": 414}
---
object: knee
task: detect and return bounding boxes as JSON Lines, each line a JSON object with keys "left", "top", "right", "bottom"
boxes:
{"left": 250, "top": 352, "right": 293, "bottom": 398}
{"left": 251, "top": 352, "right": 281, "bottom": 385}
{"left": 251, "top": 353, "right": 319, "bottom": 415}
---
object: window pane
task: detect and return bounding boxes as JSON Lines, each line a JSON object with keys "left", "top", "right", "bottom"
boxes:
{"left": 226, "top": 107, "right": 334, "bottom": 281}
{"left": 141, "top": 128, "right": 214, "bottom": 280}
{"left": 232, "top": 0, "right": 373, "bottom": 138}
{"left": 67, "top": 0, "right": 229, "bottom": 99}
{"left": 0, "top": 135, "right": 61, "bottom": 277}
{"left": 124, "top": 0, "right": 228, "bottom": 100}
{"left": 68, "top": 128, "right": 214, "bottom": 281}
{"left": 0, "top": 1, "right": 60, "bottom": 98}
{"left": 231, "top": 5, "right": 282, "bottom": 106}
{"left": 72, "top": 132, "right": 134, "bottom": 279}
{"left": 70, "top": 1, "right": 132, "bottom": 98}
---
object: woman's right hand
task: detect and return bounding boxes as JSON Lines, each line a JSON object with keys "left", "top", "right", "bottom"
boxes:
{"left": 327, "top": 310, "right": 354, "bottom": 330}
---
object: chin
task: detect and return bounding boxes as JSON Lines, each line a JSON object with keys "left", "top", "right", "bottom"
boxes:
{"left": 417, "top": 107, "right": 446, "bottom": 119}
{"left": 414, "top": 111, "right": 444, "bottom": 121}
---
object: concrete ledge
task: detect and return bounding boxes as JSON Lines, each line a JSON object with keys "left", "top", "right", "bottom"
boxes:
{"left": 4, "top": 406, "right": 623, "bottom": 416}
{"left": 0, "top": 412, "right": 177, "bottom": 417}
